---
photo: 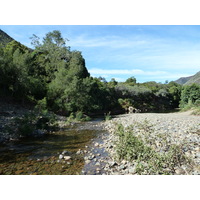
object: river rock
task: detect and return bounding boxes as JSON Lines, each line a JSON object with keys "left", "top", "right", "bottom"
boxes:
{"left": 109, "top": 161, "right": 118, "bottom": 167}
{"left": 94, "top": 143, "right": 99, "bottom": 147}
{"left": 62, "top": 150, "right": 69, "bottom": 155}
{"left": 175, "top": 168, "right": 185, "bottom": 175}
{"left": 128, "top": 166, "right": 136, "bottom": 174}
{"left": 59, "top": 154, "right": 64, "bottom": 159}
{"left": 88, "top": 155, "right": 95, "bottom": 160}
{"left": 76, "top": 149, "right": 82, "bottom": 155}
{"left": 64, "top": 156, "right": 71, "bottom": 161}
{"left": 118, "top": 164, "right": 126, "bottom": 170}
{"left": 95, "top": 162, "right": 100, "bottom": 166}
{"left": 85, "top": 160, "right": 91, "bottom": 164}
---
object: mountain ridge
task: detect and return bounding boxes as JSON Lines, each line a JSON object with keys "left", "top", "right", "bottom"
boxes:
{"left": 0, "top": 29, "right": 14, "bottom": 46}
{"left": 175, "top": 71, "right": 200, "bottom": 85}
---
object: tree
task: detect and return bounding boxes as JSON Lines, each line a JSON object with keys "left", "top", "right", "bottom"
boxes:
{"left": 108, "top": 78, "right": 118, "bottom": 88}
{"left": 125, "top": 76, "right": 136, "bottom": 86}
{"left": 67, "top": 51, "right": 90, "bottom": 80}
{"left": 180, "top": 84, "right": 200, "bottom": 108}
{"left": 30, "top": 30, "right": 71, "bottom": 83}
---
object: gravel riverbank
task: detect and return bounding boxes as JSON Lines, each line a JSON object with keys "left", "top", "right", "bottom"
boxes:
{"left": 92, "top": 111, "right": 200, "bottom": 175}
{"left": 1, "top": 102, "right": 199, "bottom": 175}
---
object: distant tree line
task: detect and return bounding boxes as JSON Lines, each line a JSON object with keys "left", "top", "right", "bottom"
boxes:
{"left": 0, "top": 30, "right": 199, "bottom": 116}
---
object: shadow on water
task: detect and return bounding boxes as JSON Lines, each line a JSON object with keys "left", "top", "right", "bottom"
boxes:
{"left": 0, "top": 123, "right": 100, "bottom": 175}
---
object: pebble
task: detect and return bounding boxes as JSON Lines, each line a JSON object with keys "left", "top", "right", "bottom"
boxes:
{"left": 88, "top": 155, "right": 95, "bottom": 160}
{"left": 118, "top": 165, "right": 126, "bottom": 170}
{"left": 94, "top": 143, "right": 99, "bottom": 147}
{"left": 62, "top": 150, "right": 68, "bottom": 155}
{"left": 95, "top": 162, "right": 100, "bottom": 166}
{"left": 64, "top": 156, "right": 71, "bottom": 161}
{"left": 76, "top": 149, "right": 82, "bottom": 155}
{"left": 175, "top": 168, "right": 185, "bottom": 175}
{"left": 85, "top": 160, "right": 91, "bottom": 164}
{"left": 128, "top": 166, "right": 136, "bottom": 174}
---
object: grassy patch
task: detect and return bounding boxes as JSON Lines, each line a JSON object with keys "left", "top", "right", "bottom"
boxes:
{"left": 191, "top": 107, "right": 200, "bottom": 115}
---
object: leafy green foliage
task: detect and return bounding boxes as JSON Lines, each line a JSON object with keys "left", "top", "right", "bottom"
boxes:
{"left": 66, "top": 111, "right": 91, "bottom": 123}
{"left": 125, "top": 76, "right": 136, "bottom": 86}
{"left": 180, "top": 84, "right": 200, "bottom": 109}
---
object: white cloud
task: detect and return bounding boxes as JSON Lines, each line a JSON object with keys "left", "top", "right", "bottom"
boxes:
{"left": 89, "top": 68, "right": 169, "bottom": 76}
{"left": 89, "top": 68, "right": 144, "bottom": 75}
{"left": 88, "top": 68, "right": 193, "bottom": 82}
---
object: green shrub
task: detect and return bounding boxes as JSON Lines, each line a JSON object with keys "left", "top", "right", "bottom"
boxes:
{"left": 15, "top": 112, "right": 37, "bottom": 137}
{"left": 14, "top": 111, "right": 58, "bottom": 137}
{"left": 66, "top": 111, "right": 91, "bottom": 123}
{"left": 113, "top": 123, "right": 192, "bottom": 174}
{"left": 192, "top": 107, "right": 200, "bottom": 115}
{"left": 194, "top": 100, "right": 200, "bottom": 107}
{"left": 104, "top": 112, "right": 112, "bottom": 121}
{"left": 35, "top": 97, "right": 48, "bottom": 114}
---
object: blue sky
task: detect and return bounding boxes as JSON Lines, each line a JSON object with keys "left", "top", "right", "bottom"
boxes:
{"left": 1, "top": 25, "right": 200, "bottom": 83}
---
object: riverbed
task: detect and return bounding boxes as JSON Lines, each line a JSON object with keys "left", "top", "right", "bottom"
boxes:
{"left": 0, "top": 120, "right": 108, "bottom": 175}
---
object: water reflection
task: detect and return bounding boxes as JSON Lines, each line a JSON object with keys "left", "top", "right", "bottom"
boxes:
{"left": 0, "top": 122, "right": 101, "bottom": 175}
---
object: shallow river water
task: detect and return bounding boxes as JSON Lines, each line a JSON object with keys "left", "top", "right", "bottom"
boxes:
{"left": 0, "top": 120, "right": 107, "bottom": 175}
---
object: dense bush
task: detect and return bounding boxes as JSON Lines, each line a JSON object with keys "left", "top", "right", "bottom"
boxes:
{"left": 180, "top": 84, "right": 200, "bottom": 109}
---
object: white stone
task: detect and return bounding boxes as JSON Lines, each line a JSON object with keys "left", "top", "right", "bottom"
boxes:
{"left": 64, "top": 156, "right": 71, "bottom": 161}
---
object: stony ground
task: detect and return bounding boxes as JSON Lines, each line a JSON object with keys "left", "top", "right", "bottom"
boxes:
{"left": 0, "top": 101, "right": 66, "bottom": 143}
{"left": 0, "top": 102, "right": 31, "bottom": 142}
{"left": 90, "top": 111, "right": 200, "bottom": 175}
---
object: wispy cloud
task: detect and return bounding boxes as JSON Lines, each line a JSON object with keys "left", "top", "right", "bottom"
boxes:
{"left": 89, "top": 68, "right": 167, "bottom": 76}
{"left": 70, "top": 33, "right": 200, "bottom": 75}
{"left": 69, "top": 34, "right": 149, "bottom": 49}
{"left": 88, "top": 68, "right": 193, "bottom": 82}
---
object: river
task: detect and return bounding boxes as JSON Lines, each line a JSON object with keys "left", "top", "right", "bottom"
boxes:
{"left": 0, "top": 119, "right": 108, "bottom": 175}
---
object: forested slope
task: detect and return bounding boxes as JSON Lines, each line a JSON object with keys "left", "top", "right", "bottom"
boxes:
{"left": 0, "top": 29, "right": 200, "bottom": 116}
{"left": 0, "top": 29, "right": 14, "bottom": 46}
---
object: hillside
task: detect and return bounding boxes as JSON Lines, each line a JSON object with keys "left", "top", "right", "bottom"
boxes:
{"left": 184, "top": 71, "right": 200, "bottom": 85}
{"left": 175, "top": 71, "right": 200, "bottom": 85}
{"left": 0, "top": 29, "right": 14, "bottom": 46}
{"left": 175, "top": 76, "right": 193, "bottom": 85}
